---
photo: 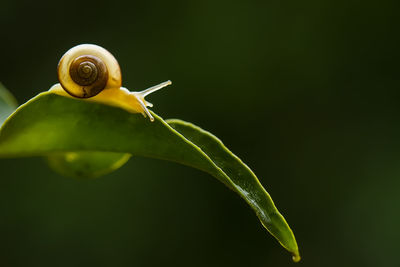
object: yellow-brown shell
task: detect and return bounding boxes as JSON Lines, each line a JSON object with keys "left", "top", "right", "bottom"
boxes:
{"left": 57, "top": 44, "right": 122, "bottom": 98}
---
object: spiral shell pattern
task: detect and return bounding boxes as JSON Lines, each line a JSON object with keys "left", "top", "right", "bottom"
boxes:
{"left": 57, "top": 44, "right": 122, "bottom": 98}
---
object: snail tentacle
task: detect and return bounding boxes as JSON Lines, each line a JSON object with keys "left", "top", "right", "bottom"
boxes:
{"left": 138, "top": 80, "right": 172, "bottom": 98}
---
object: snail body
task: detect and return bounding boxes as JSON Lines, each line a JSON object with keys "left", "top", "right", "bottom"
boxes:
{"left": 51, "top": 44, "right": 171, "bottom": 121}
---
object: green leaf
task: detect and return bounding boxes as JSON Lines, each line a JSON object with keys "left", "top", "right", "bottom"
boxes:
{"left": 166, "top": 119, "right": 300, "bottom": 261}
{"left": 0, "top": 84, "right": 131, "bottom": 178}
{"left": 0, "top": 92, "right": 300, "bottom": 261}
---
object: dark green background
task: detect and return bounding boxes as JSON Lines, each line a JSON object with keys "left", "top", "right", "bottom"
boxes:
{"left": 1, "top": 0, "right": 399, "bottom": 266}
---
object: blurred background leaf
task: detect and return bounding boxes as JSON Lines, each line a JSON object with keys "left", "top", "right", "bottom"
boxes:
{"left": 0, "top": 0, "right": 399, "bottom": 266}
{"left": 0, "top": 82, "right": 18, "bottom": 125}
{"left": 47, "top": 152, "right": 132, "bottom": 179}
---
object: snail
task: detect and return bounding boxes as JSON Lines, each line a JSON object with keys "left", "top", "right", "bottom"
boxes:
{"left": 49, "top": 44, "right": 171, "bottom": 121}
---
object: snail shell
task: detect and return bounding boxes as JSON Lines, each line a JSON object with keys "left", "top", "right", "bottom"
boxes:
{"left": 52, "top": 44, "right": 172, "bottom": 121}
{"left": 57, "top": 44, "right": 122, "bottom": 98}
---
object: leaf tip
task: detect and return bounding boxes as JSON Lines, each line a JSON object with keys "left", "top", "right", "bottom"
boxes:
{"left": 292, "top": 252, "right": 301, "bottom": 263}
